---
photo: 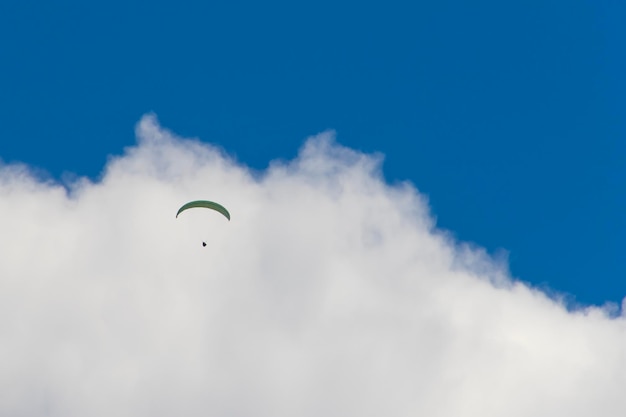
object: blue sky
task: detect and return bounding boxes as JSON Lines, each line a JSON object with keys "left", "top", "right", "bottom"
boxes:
{"left": 1, "top": 0, "right": 624, "bottom": 306}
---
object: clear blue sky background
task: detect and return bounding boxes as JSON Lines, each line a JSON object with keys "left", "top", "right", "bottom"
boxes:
{"left": 1, "top": 0, "right": 624, "bottom": 306}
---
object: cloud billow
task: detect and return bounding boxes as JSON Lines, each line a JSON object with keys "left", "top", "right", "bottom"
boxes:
{"left": 0, "top": 114, "right": 625, "bottom": 416}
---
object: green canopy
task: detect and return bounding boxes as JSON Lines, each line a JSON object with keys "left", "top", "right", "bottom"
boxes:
{"left": 176, "top": 200, "right": 230, "bottom": 221}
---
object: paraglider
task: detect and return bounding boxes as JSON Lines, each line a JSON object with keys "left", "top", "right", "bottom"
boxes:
{"left": 176, "top": 200, "right": 230, "bottom": 246}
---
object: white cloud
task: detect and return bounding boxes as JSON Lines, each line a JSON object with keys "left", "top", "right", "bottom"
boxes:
{"left": 1, "top": 114, "right": 625, "bottom": 416}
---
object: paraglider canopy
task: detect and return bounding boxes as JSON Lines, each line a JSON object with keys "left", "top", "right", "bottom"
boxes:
{"left": 176, "top": 200, "right": 231, "bottom": 221}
